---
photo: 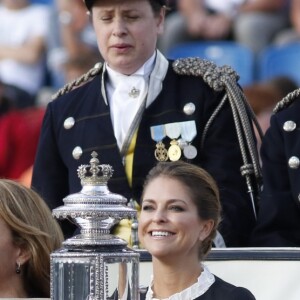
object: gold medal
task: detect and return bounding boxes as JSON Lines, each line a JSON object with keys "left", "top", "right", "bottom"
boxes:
{"left": 168, "top": 140, "right": 182, "bottom": 161}
{"left": 155, "top": 141, "right": 169, "bottom": 162}
{"left": 151, "top": 125, "right": 168, "bottom": 161}
{"left": 165, "top": 123, "right": 181, "bottom": 162}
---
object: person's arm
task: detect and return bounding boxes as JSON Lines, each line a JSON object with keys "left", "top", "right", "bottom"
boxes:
{"left": 32, "top": 102, "right": 78, "bottom": 238}
{"left": 56, "top": 0, "right": 94, "bottom": 58}
{"left": 31, "top": 103, "right": 69, "bottom": 209}
{"left": 177, "top": 0, "right": 207, "bottom": 35}
{"left": 239, "top": 0, "right": 285, "bottom": 13}
{"left": 178, "top": 0, "right": 205, "bottom": 15}
{"left": 0, "top": 36, "right": 45, "bottom": 64}
{"left": 177, "top": 0, "right": 232, "bottom": 39}
{"left": 290, "top": 0, "right": 300, "bottom": 33}
{"left": 0, "top": 5, "right": 49, "bottom": 64}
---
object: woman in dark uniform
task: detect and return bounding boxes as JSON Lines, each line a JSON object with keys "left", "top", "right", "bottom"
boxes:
{"left": 31, "top": 0, "right": 261, "bottom": 247}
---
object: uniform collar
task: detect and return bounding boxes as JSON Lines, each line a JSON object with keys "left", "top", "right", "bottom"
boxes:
{"left": 146, "top": 264, "right": 215, "bottom": 300}
{"left": 105, "top": 52, "right": 156, "bottom": 90}
{"left": 101, "top": 50, "right": 168, "bottom": 106}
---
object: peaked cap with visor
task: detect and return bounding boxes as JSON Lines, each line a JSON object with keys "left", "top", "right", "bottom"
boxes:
{"left": 84, "top": 0, "right": 166, "bottom": 11}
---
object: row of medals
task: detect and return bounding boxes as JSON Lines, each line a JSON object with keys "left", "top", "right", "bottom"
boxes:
{"left": 151, "top": 121, "right": 198, "bottom": 162}
{"left": 155, "top": 139, "right": 197, "bottom": 162}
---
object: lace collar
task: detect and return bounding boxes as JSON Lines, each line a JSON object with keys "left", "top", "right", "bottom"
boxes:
{"left": 145, "top": 264, "right": 215, "bottom": 300}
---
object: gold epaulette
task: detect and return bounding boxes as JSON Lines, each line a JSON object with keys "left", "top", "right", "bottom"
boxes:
{"left": 51, "top": 62, "right": 103, "bottom": 100}
{"left": 172, "top": 57, "right": 239, "bottom": 92}
{"left": 273, "top": 88, "right": 300, "bottom": 113}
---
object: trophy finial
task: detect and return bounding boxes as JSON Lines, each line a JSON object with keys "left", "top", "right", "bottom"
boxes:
{"left": 77, "top": 151, "right": 114, "bottom": 186}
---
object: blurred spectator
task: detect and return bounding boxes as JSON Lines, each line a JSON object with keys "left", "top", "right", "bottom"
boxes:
{"left": 159, "top": 0, "right": 240, "bottom": 54}
{"left": 273, "top": 0, "right": 300, "bottom": 45}
{"left": 245, "top": 76, "right": 298, "bottom": 117}
{"left": 30, "top": 0, "right": 53, "bottom": 4}
{"left": 0, "top": 81, "right": 14, "bottom": 115}
{"left": 0, "top": 53, "right": 98, "bottom": 187}
{"left": 159, "top": 0, "right": 289, "bottom": 57}
{"left": 0, "top": 107, "right": 45, "bottom": 185}
{"left": 0, "top": 80, "right": 40, "bottom": 111}
{"left": 62, "top": 54, "right": 100, "bottom": 83}
{"left": 47, "top": 0, "right": 101, "bottom": 88}
{"left": 244, "top": 75, "right": 298, "bottom": 151}
{"left": 0, "top": 0, "right": 51, "bottom": 107}
{"left": 233, "top": 0, "right": 289, "bottom": 55}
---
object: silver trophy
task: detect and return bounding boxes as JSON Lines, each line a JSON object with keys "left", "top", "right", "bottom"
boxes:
{"left": 51, "top": 151, "right": 139, "bottom": 300}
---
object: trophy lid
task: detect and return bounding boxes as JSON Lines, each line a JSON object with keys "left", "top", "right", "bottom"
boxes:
{"left": 52, "top": 151, "right": 137, "bottom": 250}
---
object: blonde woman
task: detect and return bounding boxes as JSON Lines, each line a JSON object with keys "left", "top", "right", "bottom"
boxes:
{"left": 0, "top": 179, "right": 64, "bottom": 298}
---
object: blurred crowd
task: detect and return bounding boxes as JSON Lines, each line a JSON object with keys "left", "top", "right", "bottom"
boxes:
{"left": 0, "top": 0, "right": 101, "bottom": 185}
{"left": 0, "top": 0, "right": 299, "bottom": 189}
{"left": 0, "top": 0, "right": 300, "bottom": 185}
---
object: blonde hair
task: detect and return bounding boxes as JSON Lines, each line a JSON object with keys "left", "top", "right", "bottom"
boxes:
{"left": 0, "top": 179, "right": 64, "bottom": 297}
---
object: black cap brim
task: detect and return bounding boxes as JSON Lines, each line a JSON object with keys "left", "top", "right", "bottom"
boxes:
{"left": 84, "top": 0, "right": 166, "bottom": 11}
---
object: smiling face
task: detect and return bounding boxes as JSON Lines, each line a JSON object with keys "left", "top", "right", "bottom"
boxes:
{"left": 91, "top": 0, "right": 165, "bottom": 74}
{"left": 138, "top": 176, "right": 213, "bottom": 261}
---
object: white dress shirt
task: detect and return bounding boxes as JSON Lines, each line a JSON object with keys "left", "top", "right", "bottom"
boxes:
{"left": 105, "top": 51, "right": 168, "bottom": 150}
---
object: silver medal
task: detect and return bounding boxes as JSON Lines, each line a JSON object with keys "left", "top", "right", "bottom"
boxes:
{"left": 183, "top": 144, "right": 198, "bottom": 159}
{"left": 181, "top": 121, "right": 197, "bottom": 159}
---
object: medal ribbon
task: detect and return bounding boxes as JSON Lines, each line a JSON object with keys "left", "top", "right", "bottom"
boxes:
{"left": 180, "top": 121, "right": 197, "bottom": 142}
{"left": 165, "top": 122, "right": 181, "bottom": 139}
{"left": 150, "top": 125, "right": 166, "bottom": 142}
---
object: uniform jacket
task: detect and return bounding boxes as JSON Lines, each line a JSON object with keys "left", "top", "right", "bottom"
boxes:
{"left": 251, "top": 97, "right": 300, "bottom": 246}
{"left": 189, "top": 276, "right": 256, "bottom": 300}
{"left": 32, "top": 59, "right": 256, "bottom": 246}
